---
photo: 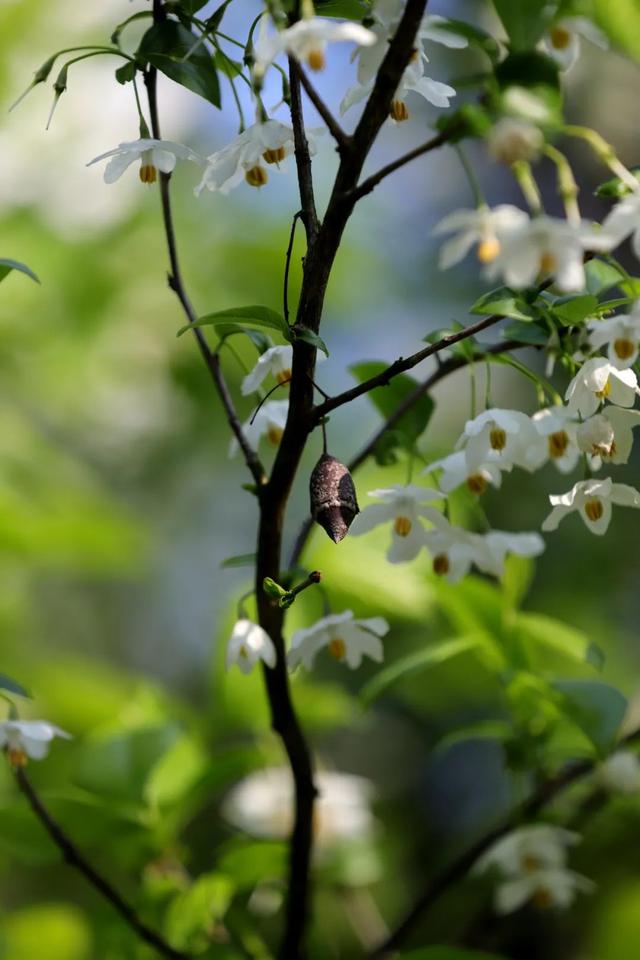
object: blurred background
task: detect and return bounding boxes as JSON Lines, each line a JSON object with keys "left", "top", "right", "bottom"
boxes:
{"left": 2, "top": 1, "right": 640, "bottom": 958}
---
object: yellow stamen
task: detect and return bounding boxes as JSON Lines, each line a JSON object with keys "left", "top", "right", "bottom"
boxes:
{"left": 328, "top": 638, "right": 346, "bottom": 661}
{"left": 584, "top": 498, "right": 604, "bottom": 522}
{"left": 267, "top": 426, "right": 284, "bottom": 445}
{"left": 276, "top": 369, "right": 292, "bottom": 386}
{"left": 477, "top": 237, "right": 501, "bottom": 263}
{"left": 139, "top": 163, "right": 157, "bottom": 184}
{"left": 548, "top": 430, "right": 569, "bottom": 458}
{"left": 490, "top": 427, "right": 507, "bottom": 451}
{"left": 539, "top": 251, "right": 556, "bottom": 274}
{"left": 533, "top": 886, "right": 554, "bottom": 909}
{"left": 614, "top": 338, "right": 635, "bottom": 361}
{"left": 245, "top": 165, "right": 268, "bottom": 188}
{"left": 389, "top": 100, "right": 409, "bottom": 122}
{"left": 394, "top": 515, "right": 412, "bottom": 537}
{"left": 550, "top": 26, "right": 571, "bottom": 50}
{"left": 238, "top": 645, "right": 248, "bottom": 659}
{"left": 7, "top": 747, "right": 27, "bottom": 768}
{"left": 522, "top": 854, "right": 541, "bottom": 872}
{"left": 263, "top": 146, "right": 286, "bottom": 165}
{"left": 433, "top": 553, "right": 450, "bottom": 576}
{"left": 466, "top": 473, "right": 488, "bottom": 495}
{"left": 595, "top": 378, "right": 611, "bottom": 400}
{"left": 307, "top": 48, "right": 326, "bottom": 71}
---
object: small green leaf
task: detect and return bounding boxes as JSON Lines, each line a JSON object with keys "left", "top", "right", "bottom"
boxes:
{"left": 114, "top": 61, "right": 136, "bottom": 85}
{"left": 314, "top": 0, "right": 369, "bottom": 19}
{"left": 585, "top": 258, "right": 625, "bottom": 295}
{"left": 293, "top": 327, "right": 329, "bottom": 356}
{"left": 0, "top": 259, "right": 39, "bottom": 284}
{"left": 399, "top": 948, "right": 508, "bottom": 960}
{"left": 594, "top": 167, "right": 640, "bottom": 198}
{"left": 594, "top": 0, "right": 640, "bottom": 61}
{"left": 470, "top": 286, "right": 539, "bottom": 322}
{"left": 553, "top": 679, "right": 627, "bottom": 755}
{"left": 551, "top": 294, "right": 598, "bottom": 326}
{"left": 502, "top": 320, "right": 549, "bottom": 345}
{"left": 175, "top": 0, "right": 210, "bottom": 13}
{"left": 213, "top": 50, "right": 243, "bottom": 79}
{"left": 361, "top": 636, "right": 483, "bottom": 707}
{"left": 434, "top": 721, "right": 514, "bottom": 755}
{"left": 492, "top": 0, "right": 555, "bottom": 50}
{"left": 178, "top": 305, "right": 289, "bottom": 339}
{"left": 0, "top": 674, "right": 31, "bottom": 698}
{"left": 220, "top": 553, "right": 256, "bottom": 569}
{"left": 165, "top": 873, "right": 234, "bottom": 952}
{"left": 349, "top": 362, "right": 435, "bottom": 454}
{"left": 138, "top": 21, "right": 220, "bottom": 107}
{"left": 263, "top": 577, "right": 288, "bottom": 600}
{"left": 515, "top": 613, "right": 599, "bottom": 666}
{"left": 217, "top": 840, "right": 287, "bottom": 888}
{"left": 214, "top": 322, "right": 272, "bottom": 354}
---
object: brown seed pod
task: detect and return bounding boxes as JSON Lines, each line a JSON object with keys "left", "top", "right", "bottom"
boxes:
{"left": 309, "top": 454, "right": 359, "bottom": 543}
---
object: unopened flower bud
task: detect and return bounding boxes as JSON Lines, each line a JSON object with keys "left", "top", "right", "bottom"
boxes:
{"left": 310, "top": 454, "right": 359, "bottom": 543}
{"left": 487, "top": 118, "right": 544, "bottom": 165}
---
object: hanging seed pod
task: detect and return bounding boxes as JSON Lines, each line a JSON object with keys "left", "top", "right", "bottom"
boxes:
{"left": 309, "top": 454, "right": 359, "bottom": 543}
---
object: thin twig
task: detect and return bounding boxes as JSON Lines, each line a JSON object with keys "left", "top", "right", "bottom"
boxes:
{"left": 14, "top": 767, "right": 188, "bottom": 960}
{"left": 350, "top": 128, "right": 455, "bottom": 202}
{"left": 289, "top": 59, "right": 351, "bottom": 151}
{"left": 284, "top": 210, "right": 302, "bottom": 325}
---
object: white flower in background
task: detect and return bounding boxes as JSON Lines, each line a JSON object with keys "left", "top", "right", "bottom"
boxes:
{"left": 487, "top": 118, "right": 544, "bottom": 165}
{"left": 476, "top": 824, "right": 579, "bottom": 876}
{"left": 226, "top": 619, "right": 276, "bottom": 674}
{"left": 418, "top": 13, "right": 469, "bottom": 49}
{"left": 494, "top": 867, "right": 594, "bottom": 913}
{"left": 350, "top": 485, "right": 445, "bottom": 562}
{"left": 87, "top": 138, "right": 202, "bottom": 184}
{"left": 0, "top": 719, "right": 71, "bottom": 765}
{"left": 288, "top": 610, "right": 389, "bottom": 670}
{"left": 457, "top": 409, "right": 535, "bottom": 472}
{"left": 228, "top": 399, "right": 289, "bottom": 457}
{"left": 434, "top": 205, "right": 529, "bottom": 270}
{"left": 241, "top": 346, "right": 293, "bottom": 396}
{"left": 542, "top": 477, "right": 640, "bottom": 535}
{"left": 576, "top": 407, "right": 640, "bottom": 466}
{"left": 485, "top": 216, "right": 595, "bottom": 292}
{"left": 424, "top": 450, "right": 503, "bottom": 495}
{"left": 341, "top": 55, "right": 456, "bottom": 119}
{"left": 587, "top": 310, "right": 640, "bottom": 368}
{"left": 531, "top": 407, "right": 580, "bottom": 474}
{"left": 600, "top": 193, "right": 640, "bottom": 259}
{"left": 475, "top": 530, "right": 546, "bottom": 578}
{"left": 254, "top": 15, "right": 376, "bottom": 75}
{"left": 196, "top": 121, "right": 311, "bottom": 195}
{"left": 222, "top": 767, "right": 375, "bottom": 847}
{"left": 598, "top": 750, "right": 640, "bottom": 794}
{"left": 542, "top": 16, "right": 608, "bottom": 71}
{"left": 565, "top": 357, "right": 638, "bottom": 418}
{"left": 423, "top": 517, "right": 487, "bottom": 582}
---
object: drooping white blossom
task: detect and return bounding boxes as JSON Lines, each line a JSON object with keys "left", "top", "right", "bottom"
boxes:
{"left": 542, "top": 16, "right": 608, "bottom": 71}
{"left": 253, "top": 15, "right": 376, "bottom": 76}
{"left": 475, "top": 530, "right": 546, "bottom": 578}
{"left": 349, "top": 485, "right": 445, "bottom": 563}
{"left": 226, "top": 619, "right": 276, "bottom": 674}
{"left": 87, "top": 138, "right": 202, "bottom": 184}
{"left": 457, "top": 409, "right": 536, "bottom": 472}
{"left": 587, "top": 310, "right": 640, "bottom": 368}
{"left": 241, "top": 346, "right": 293, "bottom": 396}
{"left": 196, "top": 121, "right": 312, "bottom": 195}
{"left": 486, "top": 118, "right": 544, "bottom": 165}
{"left": 222, "top": 766, "right": 375, "bottom": 847}
{"left": 424, "top": 517, "right": 489, "bottom": 582}
{"left": 494, "top": 867, "right": 594, "bottom": 913}
{"left": 576, "top": 407, "right": 640, "bottom": 466}
{"left": 542, "top": 477, "right": 640, "bottom": 535}
{"left": 423, "top": 450, "right": 503, "bottom": 495}
{"left": 341, "top": 54, "right": 456, "bottom": 119}
{"left": 600, "top": 192, "right": 640, "bottom": 260}
{"left": 288, "top": 610, "right": 389, "bottom": 670}
{"left": 433, "top": 205, "right": 529, "bottom": 270}
{"left": 598, "top": 750, "right": 640, "bottom": 794}
{"left": 530, "top": 407, "right": 581, "bottom": 474}
{"left": 228, "top": 399, "right": 289, "bottom": 457}
{"left": 0, "top": 719, "right": 71, "bottom": 765}
{"left": 565, "top": 357, "right": 638, "bottom": 418}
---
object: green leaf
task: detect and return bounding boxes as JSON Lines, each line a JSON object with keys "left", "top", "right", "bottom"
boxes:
{"left": 400, "top": 948, "right": 509, "bottom": 960}
{"left": 349, "top": 362, "right": 435, "bottom": 454}
{"left": 137, "top": 21, "right": 221, "bottom": 107}
{"left": 214, "top": 322, "right": 272, "bottom": 354}
{"left": 502, "top": 320, "right": 549, "bottom": 345}
{"left": 492, "top": 3, "right": 556, "bottom": 51}
{"left": 470, "top": 286, "right": 539, "bottom": 321}
{"left": 314, "top": 0, "right": 369, "bottom": 19}
{"left": 73, "top": 725, "right": 180, "bottom": 804}
{"left": 179, "top": 305, "right": 289, "bottom": 339}
{"left": 293, "top": 327, "right": 329, "bottom": 356}
{"left": 220, "top": 552, "right": 256, "bottom": 569}
{"left": 434, "top": 721, "right": 514, "bottom": 755}
{"left": 553, "top": 679, "right": 627, "bottom": 755}
{"left": 595, "top": 167, "right": 640, "bottom": 198}
{"left": 593, "top": 0, "right": 640, "bottom": 60}
{"left": 165, "top": 873, "right": 234, "bottom": 952}
{"left": 437, "top": 19, "right": 501, "bottom": 61}
{"left": 175, "top": 0, "right": 210, "bottom": 13}
{"left": 515, "top": 612, "right": 601, "bottom": 666}
{"left": 361, "top": 636, "right": 484, "bottom": 707}
{"left": 551, "top": 294, "right": 598, "bottom": 326}
{"left": 0, "top": 674, "right": 31, "bottom": 698}
{"left": 114, "top": 61, "right": 136, "bottom": 85}
{"left": 213, "top": 50, "right": 243, "bottom": 79}
{"left": 217, "top": 840, "right": 288, "bottom": 888}
{"left": 0, "top": 258, "right": 39, "bottom": 284}
{"left": 501, "top": 555, "right": 534, "bottom": 610}
{"left": 585, "top": 258, "right": 625, "bottom": 295}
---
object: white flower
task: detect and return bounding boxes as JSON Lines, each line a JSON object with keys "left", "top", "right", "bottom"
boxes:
{"left": 565, "top": 357, "right": 638, "bottom": 418}
{"left": 222, "top": 766, "right": 375, "bottom": 847}
{"left": 600, "top": 193, "right": 640, "bottom": 259}
{"left": 424, "top": 450, "right": 503, "bottom": 495}
{"left": 457, "top": 409, "right": 536, "bottom": 472}
{"left": 341, "top": 54, "right": 456, "bottom": 119}
{"left": 418, "top": 14, "right": 469, "bottom": 50}
{"left": 433, "top": 205, "right": 529, "bottom": 270}
{"left": 196, "top": 121, "right": 312, "bottom": 195}
{"left": 530, "top": 407, "right": 580, "bottom": 474}
{"left": 486, "top": 118, "right": 544, "bottom": 165}
{"left": 485, "top": 216, "right": 595, "bottom": 293}
{"left": 598, "top": 750, "right": 640, "bottom": 794}
{"left": 587, "top": 310, "right": 640, "bottom": 368}
{"left": 476, "top": 824, "right": 579, "bottom": 876}
{"left": 495, "top": 867, "right": 594, "bottom": 913}
{"left": 241, "top": 346, "right": 293, "bottom": 396}
{"left": 542, "top": 477, "right": 640, "bottom": 535}
{"left": 288, "top": 610, "right": 389, "bottom": 670}
{"left": 254, "top": 16, "right": 376, "bottom": 75}
{"left": 475, "top": 530, "right": 545, "bottom": 578}
{"left": 349, "top": 484, "right": 445, "bottom": 563}
{"left": 576, "top": 407, "right": 640, "bottom": 466}
{"left": 87, "top": 138, "right": 202, "bottom": 184}
{"left": 423, "top": 517, "right": 487, "bottom": 582}
{"left": 0, "top": 719, "right": 71, "bottom": 765}
{"left": 542, "top": 16, "right": 608, "bottom": 71}
{"left": 226, "top": 619, "right": 276, "bottom": 674}
{"left": 228, "top": 399, "right": 289, "bottom": 457}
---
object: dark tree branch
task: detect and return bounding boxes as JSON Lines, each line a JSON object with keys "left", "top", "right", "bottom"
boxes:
{"left": 14, "top": 767, "right": 188, "bottom": 960}
{"left": 289, "top": 59, "right": 351, "bottom": 152}
{"left": 288, "top": 57, "right": 319, "bottom": 243}
{"left": 284, "top": 210, "right": 302, "bottom": 325}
